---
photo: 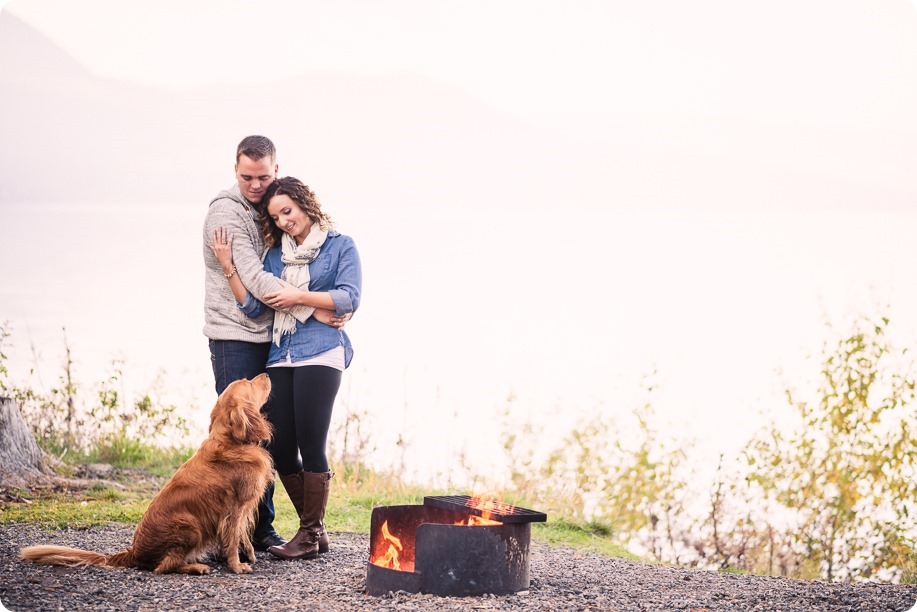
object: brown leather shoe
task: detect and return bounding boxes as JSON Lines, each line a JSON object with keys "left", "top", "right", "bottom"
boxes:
{"left": 267, "top": 526, "right": 320, "bottom": 560}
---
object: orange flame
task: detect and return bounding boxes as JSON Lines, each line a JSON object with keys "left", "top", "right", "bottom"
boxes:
{"left": 454, "top": 515, "right": 501, "bottom": 526}
{"left": 453, "top": 494, "right": 514, "bottom": 525}
{"left": 467, "top": 495, "right": 516, "bottom": 518}
{"left": 371, "top": 520, "right": 404, "bottom": 570}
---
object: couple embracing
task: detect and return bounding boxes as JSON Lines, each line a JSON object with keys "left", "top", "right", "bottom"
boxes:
{"left": 202, "top": 135, "right": 362, "bottom": 561}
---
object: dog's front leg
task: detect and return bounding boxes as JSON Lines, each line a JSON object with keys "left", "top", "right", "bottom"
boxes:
{"left": 219, "top": 514, "right": 252, "bottom": 574}
{"left": 240, "top": 531, "right": 256, "bottom": 567}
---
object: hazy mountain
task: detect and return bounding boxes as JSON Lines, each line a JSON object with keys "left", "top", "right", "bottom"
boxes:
{"left": 1, "top": 9, "right": 914, "bottom": 213}
{"left": 0, "top": 9, "right": 609, "bottom": 211}
{"left": 0, "top": 11, "right": 91, "bottom": 82}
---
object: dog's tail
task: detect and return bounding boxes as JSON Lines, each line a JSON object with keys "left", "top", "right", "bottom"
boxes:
{"left": 20, "top": 545, "right": 134, "bottom": 569}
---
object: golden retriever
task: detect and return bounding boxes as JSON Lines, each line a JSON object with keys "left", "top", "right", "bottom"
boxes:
{"left": 20, "top": 374, "right": 274, "bottom": 575}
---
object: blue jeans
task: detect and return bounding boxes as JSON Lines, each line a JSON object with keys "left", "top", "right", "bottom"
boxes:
{"left": 209, "top": 339, "right": 277, "bottom": 538}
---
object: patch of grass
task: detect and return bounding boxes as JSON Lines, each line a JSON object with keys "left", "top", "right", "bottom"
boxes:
{"left": 532, "top": 517, "right": 639, "bottom": 560}
{"left": 1, "top": 461, "right": 639, "bottom": 565}
{"left": 42, "top": 442, "right": 195, "bottom": 478}
{"left": 261, "top": 467, "right": 639, "bottom": 562}
{"left": 900, "top": 552, "right": 917, "bottom": 585}
{"left": 0, "top": 447, "right": 179, "bottom": 530}
{"left": 272, "top": 478, "right": 298, "bottom": 537}
{"left": 273, "top": 465, "right": 440, "bottom": 536}
{"left": 0, "top": 491, "right": 148, "bottom": 529}
{"left": 84, "top": 443, "right": 195, "bottom": 477}
{"left": 326, "top": 489, "right": 434, "bottom": 533}
{"left": 87, "top": 482, "right": 125, "bottom": 501}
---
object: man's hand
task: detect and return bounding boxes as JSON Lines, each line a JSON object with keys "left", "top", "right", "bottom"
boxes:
{"left": 313, "top": 309, "right": 351, "bottom": 329}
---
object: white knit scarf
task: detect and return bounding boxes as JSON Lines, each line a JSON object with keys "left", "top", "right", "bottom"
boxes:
{"left": 272, "top": 224, "right": 328, "bottom": 346}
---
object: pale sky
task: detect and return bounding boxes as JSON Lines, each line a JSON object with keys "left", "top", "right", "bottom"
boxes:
{"left": 5, "top": 0, "right": 917, "bottom": 133}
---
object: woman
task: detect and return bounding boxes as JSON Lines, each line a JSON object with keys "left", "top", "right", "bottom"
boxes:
{"left": 210, "top": 176, "right": 362, "bottom": 560}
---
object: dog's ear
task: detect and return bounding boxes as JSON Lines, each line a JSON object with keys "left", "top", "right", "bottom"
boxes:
{"left": 208, "top": 396, "right": 224, "bottom": 434}
{"left": 228, "top": 400, "right": 252, "bottom": 443}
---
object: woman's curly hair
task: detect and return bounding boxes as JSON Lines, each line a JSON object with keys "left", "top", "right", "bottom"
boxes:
{"left": 259, "top": 177, "right": 334, "bottom": 249}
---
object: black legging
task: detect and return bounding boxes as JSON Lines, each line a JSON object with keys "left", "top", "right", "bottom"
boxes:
{"left": 265, "top": 365, "right": 342, "bottom": 474}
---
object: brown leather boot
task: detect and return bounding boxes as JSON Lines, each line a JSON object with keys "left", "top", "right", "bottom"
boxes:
{"left": 278, "top": 472, "right": 305, "bottom": 517}
{"left": 268, "top": 471, "right": 332, "bottom": 560}
{"left": 314, "top": 470, "right": 331, "bottom": 554}
{"left": 276, "top": 470, "right": 330, "bottom": 554}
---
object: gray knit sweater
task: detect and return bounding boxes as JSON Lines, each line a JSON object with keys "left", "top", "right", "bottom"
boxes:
{"left": 201, "top": 184, "right": 282, "bottom": 342}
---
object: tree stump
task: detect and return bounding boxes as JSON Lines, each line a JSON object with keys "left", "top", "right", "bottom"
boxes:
{"left": 0, "top": 396, "right": 51, "bottom": 490}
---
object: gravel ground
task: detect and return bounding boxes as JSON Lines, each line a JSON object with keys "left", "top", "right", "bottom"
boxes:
{"left": 1, "top": 523, "right": 916, "bottom": 611}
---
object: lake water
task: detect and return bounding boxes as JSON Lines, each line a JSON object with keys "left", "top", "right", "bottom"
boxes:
{"left": 2, "top": 202, "right": 916, "bottom": 486}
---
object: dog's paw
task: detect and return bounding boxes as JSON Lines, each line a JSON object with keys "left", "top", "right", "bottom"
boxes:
{"left": 230, "top": 562, "right": 252, "bottom": 574}
{"left": 154, "top": 561, "right": 211, "bottom": 575}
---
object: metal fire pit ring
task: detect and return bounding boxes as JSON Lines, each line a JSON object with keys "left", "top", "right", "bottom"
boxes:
{"left": 365, "top": 497, "right": 546, "bottom": 597}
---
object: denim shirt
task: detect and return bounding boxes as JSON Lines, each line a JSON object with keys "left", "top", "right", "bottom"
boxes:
{"left": 239, "top": 230, "right": 362, "bottom": 368}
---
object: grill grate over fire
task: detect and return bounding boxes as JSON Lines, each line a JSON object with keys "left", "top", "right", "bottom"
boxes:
{"left": 423, "top": 495, "right": 547, "bottom": 524}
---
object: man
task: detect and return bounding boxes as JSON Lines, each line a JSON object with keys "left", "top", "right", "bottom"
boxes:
{"left": 202, "top": 135, "right": 344, "bottom": 551}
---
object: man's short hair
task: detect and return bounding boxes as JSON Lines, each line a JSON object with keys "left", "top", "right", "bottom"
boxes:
{"left": 236, "top": 135, "right": 276, "bottom": 163}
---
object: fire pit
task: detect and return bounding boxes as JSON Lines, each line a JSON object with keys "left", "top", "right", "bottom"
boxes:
{"left": 365, "top": 495, "right": 547, "bottom": 597}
